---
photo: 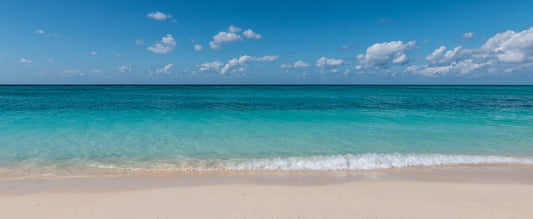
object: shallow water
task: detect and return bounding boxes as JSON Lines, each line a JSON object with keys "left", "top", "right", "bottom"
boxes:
{"left": 1, "top": 85, "right": 533, "bottom": 176}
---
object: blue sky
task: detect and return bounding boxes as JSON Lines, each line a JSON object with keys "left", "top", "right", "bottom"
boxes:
{"left": 1, "top": 0, "right": 533, "bottom": 84}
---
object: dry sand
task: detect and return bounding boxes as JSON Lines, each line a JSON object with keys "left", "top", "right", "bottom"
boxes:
{"left": 1, "top": 165, "right": 533, "bottom": 219}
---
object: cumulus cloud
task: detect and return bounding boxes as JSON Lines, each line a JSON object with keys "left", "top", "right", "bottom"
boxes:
{"left": 194, "top": 44, "right": 203, "bottom": 51}
{"left": 243, "top": 29, "right": 262, "bottom": 39}
{"left": 135, "top": 39, "right": 145, "bottom": 46}
{"left": 407, "top": 27, "right": 533, "bottom": 77}
{"left": 209, "top": 31, "right": 243, "bottom": 50}
{"left": 147, "top": 12, "right": 172, "bottom": 20}
{"left": 209, "top": 25, "right": 262, "bottom": 50}
{"left": 196, "top": 55, "right": 278, "bottom": 74}
{"left": 228, "top": 25, "right": 242, "bottom": 33}
{"left": 281, "top": 60, "right": 312, "bottom": 74}
{"left": 294, "top": 60, "right": 311, "bottom": 68}
{"left": 117, "top": 65, "right": 131, "bottom": 73}
{"left": 20, "top": 58, "right": 32, "bottom": 63}
{"left": 147, "top": 34, "right": 177, "bottom": 54}
{"left": 35, "top": 30, "right": 45, "bottom": 34}
{"left": 281, "top": 60, "right": 311, "bottom": 69}
{"left": 463, "top": 32, "right": 474, "bottom": 39}
{"left": 316, "top": 57, "right": 345, "bottom": 73}
{"left": 406, "top": 45, "right": 482, "bottom": 77}
{"left": 479, "top": 27, "right": 533, "bottom": 63}
{"left": 221, "top": 55, "right": 278, "bottom": 74}
{"left": 356, "top": 40, "right": 416, "bottom": 69}
{"left": 280, "top": 64, "right": 292, "bottom": 69}
{"left": 196, "top": 61, "right": 224, "bottom": 72}
{"left": 406, "top": 59, "right": 492, "bottom": 77}
{"left": 90, "top": 51, "right": 97, "bottom": 55}
{"left": 424, "top": 45, "right": 464, "bottom": 66}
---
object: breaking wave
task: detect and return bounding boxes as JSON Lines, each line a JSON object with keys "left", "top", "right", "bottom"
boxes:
{"left": 86, "top": 153, "right": 533, "bottom": 171}
{"left": 214, "top": 153, "right": 533, "bottom": 170}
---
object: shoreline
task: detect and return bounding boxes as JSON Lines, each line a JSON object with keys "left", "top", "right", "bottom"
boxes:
{"left": 2, "top": 164, "right": 533, "bottom": 218}
{"left": 1, "top": 164, "right": 533, "bottom": 218}
{"left": 2, "top": 163, "right": 532, "bottom": 192}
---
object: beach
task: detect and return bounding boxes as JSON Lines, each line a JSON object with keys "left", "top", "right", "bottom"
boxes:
{"left": 1, "top": 86, "right": 533, "bottom": 218}
{"left": 1, "top": 164, "right": 533, "bottom": 218}
{"left": 3, "top": 0, "right": 533, "bottom": 217}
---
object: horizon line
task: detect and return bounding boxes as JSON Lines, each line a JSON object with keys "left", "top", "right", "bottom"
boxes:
{"left": 1, "top": 84, "right": 533, "bottom": 86}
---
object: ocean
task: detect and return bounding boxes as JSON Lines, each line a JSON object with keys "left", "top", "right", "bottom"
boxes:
{"left": 1, "top": 85, "right": 532, "bottom": 177}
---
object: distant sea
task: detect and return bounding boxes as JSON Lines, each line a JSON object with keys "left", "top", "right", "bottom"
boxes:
{"left": 1, "top": 85, "right": 533, "bottom": 178}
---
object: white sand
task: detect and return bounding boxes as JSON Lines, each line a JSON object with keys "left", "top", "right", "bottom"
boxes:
{"left": 1, "top": 165, "right": 533, "bottom": 218}
{"left": 1, "top": 181, "right": 533, "bottom": 218}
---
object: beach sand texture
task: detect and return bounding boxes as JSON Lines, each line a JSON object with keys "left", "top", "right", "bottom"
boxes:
{"left": 1, "top": 166, "right": 533, "bottom": 219}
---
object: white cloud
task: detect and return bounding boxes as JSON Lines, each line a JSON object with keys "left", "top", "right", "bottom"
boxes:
{"left": 316, "top": 57, "right": 345, "bottom": 73}
{"left": 209, "top": 25, "right": 262, "bottom": 50}
{"left": 156, "top": 64, "right": 173, "bottom": 74}
{"left": 221, "top": 55, "right": 278, "bottom": 74}
{"left": 197, "top": 55, "right": 278, "bottom": 74}
{"left": 479, "top": 27, "right": 533, "bottom": 63}
{"left": 228, "top": 25, "right": 242, "bottom": 33}
{"left": 281, "top": 60, "right": 312, "bottom": 73}
{"left": 280, "top": 64, "right": 292, "bottom": 69}
{"left": 89, "top": 69, "right": 103, "bottom": 74}
{"left": 147, "top": 34, "right": 177, "bottom": 54}
{"left": 316, "top": 57, "right": 344, "bottom": 67}
{"left": 407, "top": 27, "right": 533, "bottom": 77}
{"left": 194, "top": 44, "right": 203, "bottom": 51}
{"left": 294, "top": 60, "right": 311, "bottom": 68}
{"left": 147, "top": 12, "right": 172, "bottom": 20}
{"left": 357, "top": 40, "right": 416, "bottom": 69}
{"left": 135, "top": 38, "right": 145, "bottom": 46}
{"left": 35, "top": 30, "right": 58, "bottom": 37}
{"left": 406, "top": 45, "right": 480, "bottom": 77}
{"left": 281, "top": 60, "right": 311, "bottom": 69}
{"left": 243, "top": 29, "right": 262, "bottom": 39}
{"left": 117, "top": 65, "right": 131, "bottom": 73}
{"left": 406, "top": 59, "right": 492, "bottom": 77}
{"left": 47, "top": 59, "right": 55, "bottom": 63}
{"left": 425, "top": 45, "right": 464, "bottom": 66}
{"left": 253, "top": 55, "right": 278, "bottom": 62}
{"left": 463, "top": 32, "right": 474, "bottom": 39}
{"left": 196, "top": 61, "right": 224, "bottom": 72}
{"left": 20, "top": 58, "right": 32, "bottom": 63}
{"left": 90, "top": 51, "right": 97, "bottom": 55}
{"left": 209, "top": 31, "right": 243, "bottom": 50}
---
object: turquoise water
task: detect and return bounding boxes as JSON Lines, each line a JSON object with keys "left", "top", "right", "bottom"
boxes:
{"left": 1, "top": 85, "right": 533, "bottom": 176}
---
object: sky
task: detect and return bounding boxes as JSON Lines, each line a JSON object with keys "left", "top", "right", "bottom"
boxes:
{"left": 1, "top": 0, "right": 533, "bottom": 84}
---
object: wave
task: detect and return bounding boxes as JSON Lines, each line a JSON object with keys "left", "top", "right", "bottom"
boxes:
{"left": 86, "top": 153, "right": 533, "bottom": 171}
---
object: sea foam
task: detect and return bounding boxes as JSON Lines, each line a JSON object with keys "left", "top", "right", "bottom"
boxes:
{"left": 84, "top": 153, "right": 533, "bottom": 171}
{"left": 215, "top": 153, "right": 533, "bottom": 170}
